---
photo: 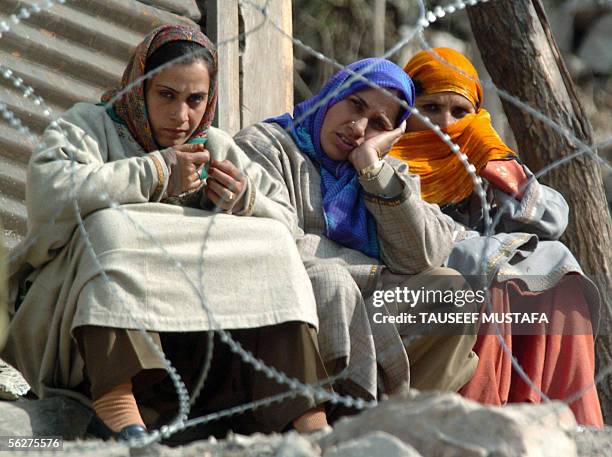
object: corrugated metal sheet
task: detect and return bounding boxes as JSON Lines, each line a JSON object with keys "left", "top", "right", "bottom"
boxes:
{"left": 138, "top": 0, "right": 201, "bottom": 21}
{"left": 0, "top": 0, "right": 200, "bottom": 251}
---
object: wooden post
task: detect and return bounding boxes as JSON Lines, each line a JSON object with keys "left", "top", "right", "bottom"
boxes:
{"left": 467, "top": 0, "right": 612, "bottom": 422}
{"left": 206, "top": 0, "right": 241, "bottom": 135}
{"left": 206, "top": 0, "right": 293, "bottom": 132}
{"left": 238, "top": 0, "right": 293, "bottom": 127}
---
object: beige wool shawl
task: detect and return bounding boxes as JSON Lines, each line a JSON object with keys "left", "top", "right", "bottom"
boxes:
{"left": 2, "top": 103, "right": 318, "bottom": 400}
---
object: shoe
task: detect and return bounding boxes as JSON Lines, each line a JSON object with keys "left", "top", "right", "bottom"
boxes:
{"left": 86, "top": 414, "right": 148, "bottom": 441}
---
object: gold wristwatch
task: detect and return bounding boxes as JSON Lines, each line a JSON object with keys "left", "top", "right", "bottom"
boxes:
{"left": 358, "top": 160, "right": 384, "bottom": 180}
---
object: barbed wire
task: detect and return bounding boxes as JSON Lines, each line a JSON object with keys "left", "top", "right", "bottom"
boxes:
{"left": 0, "top": 0, "right": 611, "bottom": 451}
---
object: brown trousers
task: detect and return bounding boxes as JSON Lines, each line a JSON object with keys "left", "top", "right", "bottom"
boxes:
{"left": 74, "top": 321, "right": 328, "bottom": 434}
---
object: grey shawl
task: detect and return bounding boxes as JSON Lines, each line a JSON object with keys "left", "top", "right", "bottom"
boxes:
{"left": 235, "top": 122, "right": 457, "bottom": 398}
{"left": 2, "top": 103, "right": 318, "bottom": 401}
{"left": 444, "top": 166, "right": 600, "bottom": 315}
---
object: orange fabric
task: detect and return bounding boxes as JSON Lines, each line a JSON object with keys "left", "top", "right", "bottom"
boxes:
{"left": 390, "top": 47, "right": 519, "bottom": 205}
{"left": 390, "top": 110, "right": 516, "bottom": 204}
{"left": 480, "top": 159, "right": 529, "bottom": 200}
{"left": 404, "top": 47, "right": 483, "bottom": 109}
{"left": 92, "top": 381, "right": 145, "bottom": 432}
{"left": 459, "top": 277, "right": 603, "bottom": 428}
{"left": 459, "top": 284, "right": 512, "bottom": 405}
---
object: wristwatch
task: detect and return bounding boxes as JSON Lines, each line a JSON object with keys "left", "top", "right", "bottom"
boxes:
{"left": 358, "top": 160, "right": 384, "bottom": 180}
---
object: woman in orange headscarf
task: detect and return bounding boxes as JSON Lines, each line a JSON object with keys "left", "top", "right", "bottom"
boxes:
{"left": 390, "top": 48, "right": 603, "bottom": 427}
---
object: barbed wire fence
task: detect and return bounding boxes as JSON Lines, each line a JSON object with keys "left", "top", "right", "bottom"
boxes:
{"left": 0, "top": 0, "right": 610, "bottom": 451}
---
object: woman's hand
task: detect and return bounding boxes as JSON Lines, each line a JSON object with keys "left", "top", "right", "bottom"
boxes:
{"left": 205, "top": 159, "right": 248, "bottom": 212}
{"left": 163, "top": 143, "right": 210, "bottom": 197}
{"left": 348, "top": 121, "right": 406, "bottom": 172}
{"left": 480, "top": 159, "right": 529, "bottom": 200}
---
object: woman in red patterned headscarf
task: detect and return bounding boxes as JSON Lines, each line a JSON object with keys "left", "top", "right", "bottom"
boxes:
{"left": 3, "top": 24, "right": 330, "bottom": 440}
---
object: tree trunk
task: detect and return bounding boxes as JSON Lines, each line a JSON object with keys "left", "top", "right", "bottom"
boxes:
{"left": 467, "top": 0, "right": 612, "bottom": 422}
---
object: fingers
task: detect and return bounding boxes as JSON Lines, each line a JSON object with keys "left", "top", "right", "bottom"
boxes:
{"left": 177, "top": 149, "right": 210, "bottom": 167}
{"left": 163, "top": 144, "right": 212, "bottom": 196}
{"left": 380, "top": 122, "right": 406, "bottom": 145}
{"left": 205, "top": 183, "right": 239, "bottom": 211}
{"left": 397, "top": 120, "right": 407, "bottom": 135}
{"left": 207, "top": 179, "right": 235, "bottom": 202}
{"left": 209, "top": 159, "right": 244, "bottom": 182}
{"left": 173, "top": 143, "right": 210, "bottom": 168}
{"left": 208, "top": 161, "right": 240, "bottom": 188}
{"left": 172, "top": 147, "right": 210, "bottom": 195}
{"left": 372, "top": 123, "right": 406, "bottom": 159}
{"left": 181, "top": 170, "right": 203, "bottom": 192}
{"left": 185, "top": 178, "right": 204, "bottom": 193}
{"left": 205, "top": 159, "right": 247, "bottom": 211}
{"left": 173, "top": 143, "right": 206, "bottom": 153}
{"left": 208, "top": 160, "right": 246, "bottom": 197}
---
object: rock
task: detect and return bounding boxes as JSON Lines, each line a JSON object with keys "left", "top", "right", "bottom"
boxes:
{"left": 317, "top": 389, "right": 578, "bottom": 457}
{"left": 0, "top": 392, "right": 600, "bottom": 456}
{"left": 0, "top": 397, "right": 92, "bottom": 438}
{"left": 136, "top": 432, "right": 320, "bottom": 457}
{"left": 570, "top": 426, "right": 612, "bottom": 457}
{"left": 276, "top": 433, "right": 321, "bottom": 457}
{"left": 0, "top": 431, "right": 321, "bottom": 457}
{"left": 0, "top": 360, "right": 30, "bottom": 400}
{"left": 168, "top": 432, "right": 319, "bottom": 457}
{"left": 323, "top": 431, "right": 422, "bottom": 457}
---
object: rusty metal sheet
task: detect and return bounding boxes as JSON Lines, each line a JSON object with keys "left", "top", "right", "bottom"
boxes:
{"left": 0, "top": 0, "right": 199, "bottom": 251}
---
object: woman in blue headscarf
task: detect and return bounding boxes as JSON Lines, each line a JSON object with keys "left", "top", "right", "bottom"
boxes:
{"left": 235, "top": 59, "right": 478, "bottom": 407}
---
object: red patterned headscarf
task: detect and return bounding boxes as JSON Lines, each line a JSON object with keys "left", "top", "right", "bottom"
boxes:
{"left": 101, "top": 24, "right": 218, "bottom": 152}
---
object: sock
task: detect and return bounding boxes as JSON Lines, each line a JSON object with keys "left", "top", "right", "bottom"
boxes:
{"left": 92, "top": 381, "right": 145, "bottom": 432}
{"left": 292, "top": 407, "right": 328, "bottom": 433}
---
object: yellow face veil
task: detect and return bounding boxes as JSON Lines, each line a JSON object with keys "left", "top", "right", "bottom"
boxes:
{"left": 390, "top": 48, "right": 517, "bottom": 205}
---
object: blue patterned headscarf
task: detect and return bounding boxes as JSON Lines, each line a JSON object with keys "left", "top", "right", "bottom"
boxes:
{"left": 266, "top": 58, "right": 415, "bottom": 258}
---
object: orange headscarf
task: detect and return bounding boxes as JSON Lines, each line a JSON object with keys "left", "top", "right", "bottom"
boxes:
{"left": 390, "top": 48, "right": 517, "bottom": 205}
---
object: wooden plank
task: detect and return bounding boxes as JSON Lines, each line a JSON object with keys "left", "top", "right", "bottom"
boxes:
{"left": 206, "top": 0, "right": 241, "bottom": 135}
{"left": 240, "top": 0, "right": 293, "bottom": 127}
